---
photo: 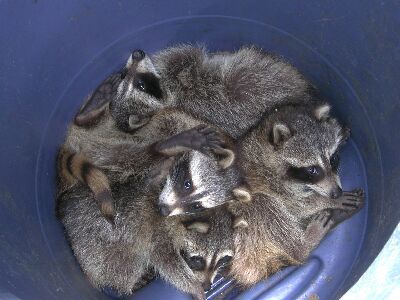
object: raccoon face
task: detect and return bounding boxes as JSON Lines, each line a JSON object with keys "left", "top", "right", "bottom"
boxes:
{"left": 158, "top": 151, "right": 246, "bottom": 217}
{"left": 181, "top": 249, "right": 233, "bottom": 291}
{"left": 268, "top": 104, "right": 348, "bottom": 199}
{"left": 110, "top": 50, "right": 165, "bottom": 131}
{"left": 180, "top": 214, "right": 234, "bottom": 291}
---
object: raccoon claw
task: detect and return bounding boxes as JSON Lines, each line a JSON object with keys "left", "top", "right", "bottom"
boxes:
{"left": 330, "top": 188, "right": 365, "bottom": 227}
{"left": 337, "top": 189, "right": 364, "bottom": 210}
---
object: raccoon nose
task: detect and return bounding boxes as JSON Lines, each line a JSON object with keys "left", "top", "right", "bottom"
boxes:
{"left": 202, "top": 282, "right": 212, "bottom": 292}
{"left": 330, "top": 187, "right": 343, "bottom": 199}
{"left": 132, "top": 49, "right": 145, "bottom": 60}
{"left": 158, "top": 204, "right": 171, "bottom": 216}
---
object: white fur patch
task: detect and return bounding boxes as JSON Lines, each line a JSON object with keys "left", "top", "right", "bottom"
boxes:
{"left": 233, "top": 187, "right": 251, "bottom": 203}
{"left": 334, "top": 173, "right": 342, "bottom": 188}
{"left": 126, "top": 55, "right": 133, "bottom": 68}
{"left": 314, "top": 104, "right": 331, "bottom": 121}
{"left": 159, "top": 177, "right": 176, "bottom": 205}
{"left": 169, "top": 207, "right": 183, "bottom": 216}
{"left": 190, "top": 153, "right": 206, "bottom": 195}
{"left": 126, "top": 82, "right": 133, "bottom": 96}
{"left": 186, "top": 222, "right": 210, "bottom": 233}
{"left": 137, "top": 57, "right": 159, "bottom": 76}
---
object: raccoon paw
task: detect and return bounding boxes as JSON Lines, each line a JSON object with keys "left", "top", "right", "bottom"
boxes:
{"left": 192, "top": 125, "right": 236, "bottom": 169}
{"left": 154, "top": 125, "right": 224, "bottom": 155}
{"left": 305, "top": 210, "right": 334, "bottom": 244}
{"left": 186, "top": 125, "right": 225, "bottom": 152}
{"left": 330, "top": 188, "right": 365, "bottom": 226}
{"left": 337, "top": 188, "right": 365, "bottom": 211}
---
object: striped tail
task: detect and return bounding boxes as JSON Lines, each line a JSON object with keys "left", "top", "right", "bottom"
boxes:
{"left": 59, "top": 148, "right": 115, "bottom": 225}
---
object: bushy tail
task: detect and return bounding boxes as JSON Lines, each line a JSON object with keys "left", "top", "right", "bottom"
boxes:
{"left": 59, "top": 148, "right": 115, "bottom": 224}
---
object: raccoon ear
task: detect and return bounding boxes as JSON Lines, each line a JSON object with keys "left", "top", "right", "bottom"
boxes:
{"left": 213, "top": 147, "right": 235, "bottom": 169}
{"left": 74, "top": 73, "right": 120, "bottom": 126}
{"left": 185, "top": 222, "right": 210, "bottom": 233}
{"left": 74, "top": 92, "right": 110, "bottom": 126}
{"left": 232, "top": 187, "right": 252, "bottom": 203}
{"left": 314, "top": 104, "right": 331, "bottom": 121}
{"left": 233, "top": 217, "right": 249, "bottom": 229}
{"left": 271, "top": 123, "right": 292, "bottom": 146}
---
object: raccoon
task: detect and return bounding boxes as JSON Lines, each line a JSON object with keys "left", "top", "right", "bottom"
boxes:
{"left": 114, "top": 45, "right": 313, "bottom": 138}
{"left": 59, "top": 62, "right": 249, "bottom": 221}
{"left": 60, "top": 112, "right": 247, "bottom": 221}
{"left": 166, "top": 207, "right": 235, "bottom": 292}
{"left": 227, "top": 103, "right": 364, "bottom": 287}
{"left": 57, "top": 178, "right": 234, "bottom": 300}
{"left": 238, "top": 104, "right": 354, "bottom": 218}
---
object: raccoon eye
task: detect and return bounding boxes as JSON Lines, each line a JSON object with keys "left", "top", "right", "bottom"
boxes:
{"left": 330, "top": 152, "right": 340, "bottom": 171}
{"left": 137, "top": 79, "right": 146, "bottom": 91}
{"left": 182, "top": 254, "right": 206, "bottom": 271}
{"left": 215, "top": 255, "right": 233, "bottom": 269}
{"left": 307, "top": 166, "right": 318, "bottom": 175}
{"left": 184, "top": 179, "right": 192, "bottom": 190}
{"left": 287, "top": 165, "right": 324, "bottom": 183}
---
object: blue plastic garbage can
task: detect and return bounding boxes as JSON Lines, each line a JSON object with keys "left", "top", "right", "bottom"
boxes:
{"left": 1, "top": 1, "right": 399, "bottom": 299}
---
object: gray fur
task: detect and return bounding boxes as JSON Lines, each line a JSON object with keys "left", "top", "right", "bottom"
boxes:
{"left": 238, "top": 104, "right": 348, "bottom": 219}
{"left": 228, "top": 104, "right": 364, "bottom": 287}
{"left": 57, "top": 177, "right": 234, "bottom": 299}
{"left": 116, "top": 45, "right": 313, "bottom": 138}
{"left": 60, "top": 45, "right": 364, "bottom": 291}
{"left": 58, "top": 74, "right": 241, "bottom": 298}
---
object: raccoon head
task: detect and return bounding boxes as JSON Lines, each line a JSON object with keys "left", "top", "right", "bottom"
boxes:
{"left": 246, "top": 104, "right": 348, "bottom": 200}
{"left": 180, "top": 210, "right": 234, "bottom": 291}
{"left": 158, "top": 151, "right": 249, "bottom": 217}
{"left": 109, "top": 49, "right": 165, "bottom": 132}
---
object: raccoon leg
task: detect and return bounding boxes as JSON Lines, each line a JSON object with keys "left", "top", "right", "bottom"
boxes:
{"left": 295, "top": 210, "right": 335, "bottom": 262}
{"left": 153, "top": 125, "right": 235, "bottom": 168}
{"left": 59, "top": 149, "right": 115, "bottom": 224}
{"left": 153, "top": 125, "right": 223, "bottom": 155}
{"left": 131, "top": 268, "right": 156, "bottom": 292}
